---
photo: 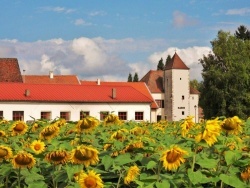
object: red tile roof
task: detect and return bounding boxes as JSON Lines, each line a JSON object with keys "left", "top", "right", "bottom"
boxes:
{"left": 0, "top": 58, "right": 23, "bottom": 82}
{"left": 165, "top": 52, "right": 189, "bottom": 70}
{"left": 81, "top": 80, "right": 158, "bottom": 108}
{"left": 140, "top": 70, "right": 164, "bottom": 93}
{"left": 0, "top": 83, "right": 153, "bottom": 103}
{"left": 190, "top": 87, "right": 200, "bottom": 94}
{"left": 23, "top": 75, "right": 80, "bottom": 84}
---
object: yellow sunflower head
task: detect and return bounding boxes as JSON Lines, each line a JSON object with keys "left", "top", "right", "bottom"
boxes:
{"left": 221, "top": 116, "right": 242, "bottom": 135}
{"left": 160, "top": 145, "right": 188, "bottom": 171}
{"left": 71, "top": 145, "right": 99, "bottom": 167}
{"left": 0, "top": 145, "right": 13, "bottom": 161}
{"left": 45, "top": 150, "right": 70, "bottom": 165}
{"left": 124, "top": 165, "right": 140, "bottom": 185}
{"left": 31, "top": 123, "right": 39, "bottom": 132}
{"left": 78, "top": 170, "right": 104, "bottom": 188}
{"left": 110, "top": 129, "right": 128, "bottom": 141}
{"left": 103, "top": 114, "right": 121, "bottom": 125}
{"left": 122, "top": 141, "right": 144, "bottom": 153}
{"left": 181, "top": 116, "right": 195, "bottom": 137}
{"left": 11, "top": 121, "right": 28, "bottom": 135}
{"left": 12, "top": 151, "right": 36, "bottom": 169}
{"left": 130, "top": 127, "right": 149, "bottom": 136}
{"left": 0, "top": 119, "right": 8, "bottom": 125}
{"left": 0, "top": 130, "right": 6, "bottom": 137}
{"left": 39, "top": 124, "right": 60, "bottom": 140}
{"left": 76, "top": 116, "right": 99, "bottom": 133}
{"left": 30, "top": 140, "right": 45, "bottom": 154}
{"left": 241, "top": 166, "right": 250, "bottom": 181}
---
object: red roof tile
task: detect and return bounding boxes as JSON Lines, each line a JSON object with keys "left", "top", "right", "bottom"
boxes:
{"left": 190, "top": 87, "right": 200, "bottom": 94}
{"left": 23, "top": 75, "right": 80, "bottom": 84}
{"left": 165, "top": 52, "right": 189, "bottom": 70}
{"left": 0, "top": 83, "right": 153, "bottom": 103}
{"left": 0, "top": 58, "right": 23, "bottom": 82}
{"left": 81, "top": 80, "right": 158, "bottom": 108}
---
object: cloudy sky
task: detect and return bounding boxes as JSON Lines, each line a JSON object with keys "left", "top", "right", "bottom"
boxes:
{"left": 0, "top": 0, "right": 249, "bottom": 81}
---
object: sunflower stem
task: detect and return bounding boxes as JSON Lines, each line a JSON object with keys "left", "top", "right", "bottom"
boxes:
{"left": 116, "top": 170, "right": 123, "bottom": 188}
{"left": 191, "top": 147, "right": 197, "bottom": 171}
{"left": 17, "top": 167, "right": 21, "bottom": 188}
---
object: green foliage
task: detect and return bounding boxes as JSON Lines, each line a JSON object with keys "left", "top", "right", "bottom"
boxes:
{"left": 157, "top": 58, "right": 164, "bottom": 70}
{"left": 190, "top": 79, "right": 201, "bottom": 91}
{"left": 234, "top": 25, "right": 250, "bottom": 40}
{"left": 127, "top": 72, "right": 132, "bottom": 82}
{"left": 133, "top": 72, "right": 139, "bottom": 82}
{"left": 165, "top": 55, "right": 172, "bottom": 67}
{"left": 199, "top": 29, "right": 250, "bottom": 119}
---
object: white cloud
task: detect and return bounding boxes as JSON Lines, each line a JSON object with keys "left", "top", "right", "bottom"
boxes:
{"left": 74, "top": 19, "right": 92, "bottom": 26}
{"left": 172, "top": 11, "right": 198, "bottom": 28}
{"left": 89, "top": 11, "right": 106, "bottom": 16}
{"left": 0, "top": 37, "right": 211, "bottom": 82}
{"left": 226, "top": 8, "right": 250, "bottom": 16}
{"left": 40, "top": 6, "right": 75, "bottom": 14}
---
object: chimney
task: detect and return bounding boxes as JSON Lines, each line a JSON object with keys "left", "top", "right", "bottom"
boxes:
{"left": 97, "top": 78, "right": 100, "bottom": 85}
{"left": 25, "top": 89, "right": 30, "bottom": 97}
{"left": 112, "top": 88, "right": 116, "bottom": 99}
{"left": 49, "top": 71, "right": 54, "bottom": 79}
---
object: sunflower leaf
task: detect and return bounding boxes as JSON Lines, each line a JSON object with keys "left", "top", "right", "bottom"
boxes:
{"left": 155, "top": 180, "right": 170, "bottom": 188}
{"left": 219, "top": 174, "right": 246, "bottom": 188}
{"left": 146, "top": 161, "right": 157, "bottom": 170}
{"left": 102, "top": 155, "right": 113, "bottom": 171}
{"left": 224, "top": 150, "right": 242, "bottom": 165}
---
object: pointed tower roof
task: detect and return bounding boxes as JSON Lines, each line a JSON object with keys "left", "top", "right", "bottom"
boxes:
{"left": 164, "top": 52, "right": 189, "bottom": 70}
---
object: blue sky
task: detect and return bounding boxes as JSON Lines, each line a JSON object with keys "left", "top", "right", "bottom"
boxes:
{"left": 0, "top": 0, "right": 249, "bottom": 81}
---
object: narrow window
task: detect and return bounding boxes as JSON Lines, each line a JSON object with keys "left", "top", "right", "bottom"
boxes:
{"left": 80, "top": 111, "right": 90, "bottom": 119}
{"left": 60, "top": 112, "right": 70, "bottom": 121}
{"left": 135, "top": 112, "right": 143, "bottom": 120}
{"left": 0, "top": 111, "right": 3, "bottom": 120}
{"left": 155, "top": 100, "right": 165, "bottom": 108}
{"left": 182, "top": 111, "right": 185, "bottom": 115}
{"left": 41, "top": 112, "right": 51, "bottom": 120}
{"left": 118, "top": 112, "right": 127, "bottom": 120}
{"left": 13, "top": 111, "right": 24, "bottom": 121}
{"left": 182, "top": 95, "right": 185, "bottom": 100}
{"left": 100, "top": 111, "right": 109, "bottom": 120}
{"left": 180, "top": 78, "right": 182, "bottom": 80}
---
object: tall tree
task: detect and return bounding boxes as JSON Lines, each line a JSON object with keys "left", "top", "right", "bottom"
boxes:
{"left": 190, "top": 79, "right": 201, "bottom": 91}
{"left": 234, "top": 25, "right": 250, "bottom": 40}
{"left": 199, "top": 30, "right": 250, "bottom": 119}
{"left": 165, "top": 55, "right": 172, "bottom": 67}
{"left": 157, "top": 58, "right": 164, "bottom": 70}
{"left": 133, "top": 72, "right": 139, "bottom": 82}
{"left": 127, "top": 73, "right": 132, "bottom": 82}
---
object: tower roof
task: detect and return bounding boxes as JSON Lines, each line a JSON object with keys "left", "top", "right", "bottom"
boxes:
{"left": 0, "top": 58, "right": 23, "bottom": 82}
{"left": 165, "top": 52, "right": 189, "bottom": 70}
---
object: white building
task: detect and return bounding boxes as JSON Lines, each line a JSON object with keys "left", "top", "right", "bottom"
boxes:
{"left": 141, "top": 52, "right": 200, "bottom": 122}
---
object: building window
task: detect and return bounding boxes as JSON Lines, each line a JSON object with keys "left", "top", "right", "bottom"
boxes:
{"left": 41, "top": 112, "right": 51, "bottom": 120}
{"left": 118, "top": 112, "right": 127, "bottom": 120}
{"left": 13, "top": 111, "right": 24, "bottom": 121}
{"left": 135, "top": 112, "right": 143, "bottom": 120}
{"left": 182, "top": 111, "right": 185, "bottom": 115}
{"left": 0, "top": 111, "right": 3, "bottom": 120}
{"left": 80, "top": 111, "right": 90, "bottom": 119}
{"left": 60, "top": 112, "right": 70, "bottom": 121}
{"left": 157, "top": 115, "right": 162, "bottom": 122}
{"left": 100, "top": 111, "right": 109, "bottom": 120}
{"left": 180, "top": 78, "right": 182, "bottom": 80}
{"left": 155, "top": 100, "right": 164, "bottom": 108}
{"left": 182, "top": 95, "right": 185, "bottom": 100}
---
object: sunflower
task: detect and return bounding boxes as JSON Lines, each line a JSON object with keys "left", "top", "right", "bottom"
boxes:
{"left": 76, "top": 116, "right": 99, "bottom": 133}
{"left": 124, "top": 165, "right": 140, "bottom": 185}
{"left": 11, "top": 121, "right": 28, "bottom": 135}
{"left": 71, "top": 145, "right": 99, "bottom": 167}
{"left": 221, "top": 116, "right": 242, "bottom": 135}
{"left": 241, "top": 166, "right": 250, "bottom": 181}
{"left": 12, "top": 151, "right": 36, "bottom": 169}
{"left": 30, "top": 140, "right": 45, "bottom": 154}
{"left": 0, "top": 130, "right": 6, "bottom": 137}
{"left": 181, "top": 116, "right": 195, "bottom": 137}
{"left": 130, "top": 127, "right": 149, "bottom": 136}
{"left": 31, "top": 123, "right": 39, "bottom": 132}
{"left": 122, "top": 141, "right": 144, "bottom": 153}
{"left": 195, "top": 118, "right": 221, "bottom": 146}
{"left": 0, "top": 145, "right": 13, "bottom": 161}
{"left": 103, "top": 114, "right": 121, "bottom": 125}
{"left": 160, "top": 145, "right": 188, "bottom": 171}
{"left": 45, "top": 150, "right": 70, "bottom": 165}
{"left": 0, "top": 119, "right": 8, "bottom": 125}
{"left": 110, "top": 129, "right": 128, "bottom": 141}
{"left": 39, "top": 124, "right": 60, "bottom": 140}
{"left": 78, "top": 170, "right": 104, "bottom": 188}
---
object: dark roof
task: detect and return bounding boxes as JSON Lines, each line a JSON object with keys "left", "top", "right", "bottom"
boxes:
{"left": 190, "top": 87, "right": 200, "bottom": 94}
{"left": 165, "top": 52, "right": 189, "bottom": 70}
{"left": 140, "top": 70, "right": 164, "bottom": 93}
{"left": 0, "top": 58, "right": 23, "bottom": 82}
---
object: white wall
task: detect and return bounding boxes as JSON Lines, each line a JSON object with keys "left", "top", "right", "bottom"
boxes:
{"left": 0, "top": 102, "right": 151, "bottom": 122}
{"left": 189, "top": 94, "right": 199, "bottom": 123}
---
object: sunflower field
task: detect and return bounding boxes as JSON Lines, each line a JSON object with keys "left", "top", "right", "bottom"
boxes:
{"left": 0, "top": 114, "right": 250, "bottom": 188}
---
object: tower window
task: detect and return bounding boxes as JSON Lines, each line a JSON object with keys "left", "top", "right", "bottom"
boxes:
{"left": 182, "top": 95, "right": 185, "bottom": 100}
{"left": 182, "top": 111, "right": 185, "bottom": 115}
{"left": 180, "top": 78, "right": 182, "bottom": 80}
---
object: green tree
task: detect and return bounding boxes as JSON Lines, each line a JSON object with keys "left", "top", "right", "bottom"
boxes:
{"left": 127, "top": 73, "right": 132, "bottom": 82}
{"left": 133, "top": 72, "right": 139, "bottom": 82}
{"left": 165, "top": 55, "right": 172, "bottom": 67}
{"left": 190, "top": 79, "right": 201, "bottom": 91}
{"left": 199, "top": 30, "right": 250, "bottom": 119}
{"left": 234, "top": 25, "right": 250, "bottom": 40}
{"left": 157, "top": 58, "right": 164, "bottom": 70}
